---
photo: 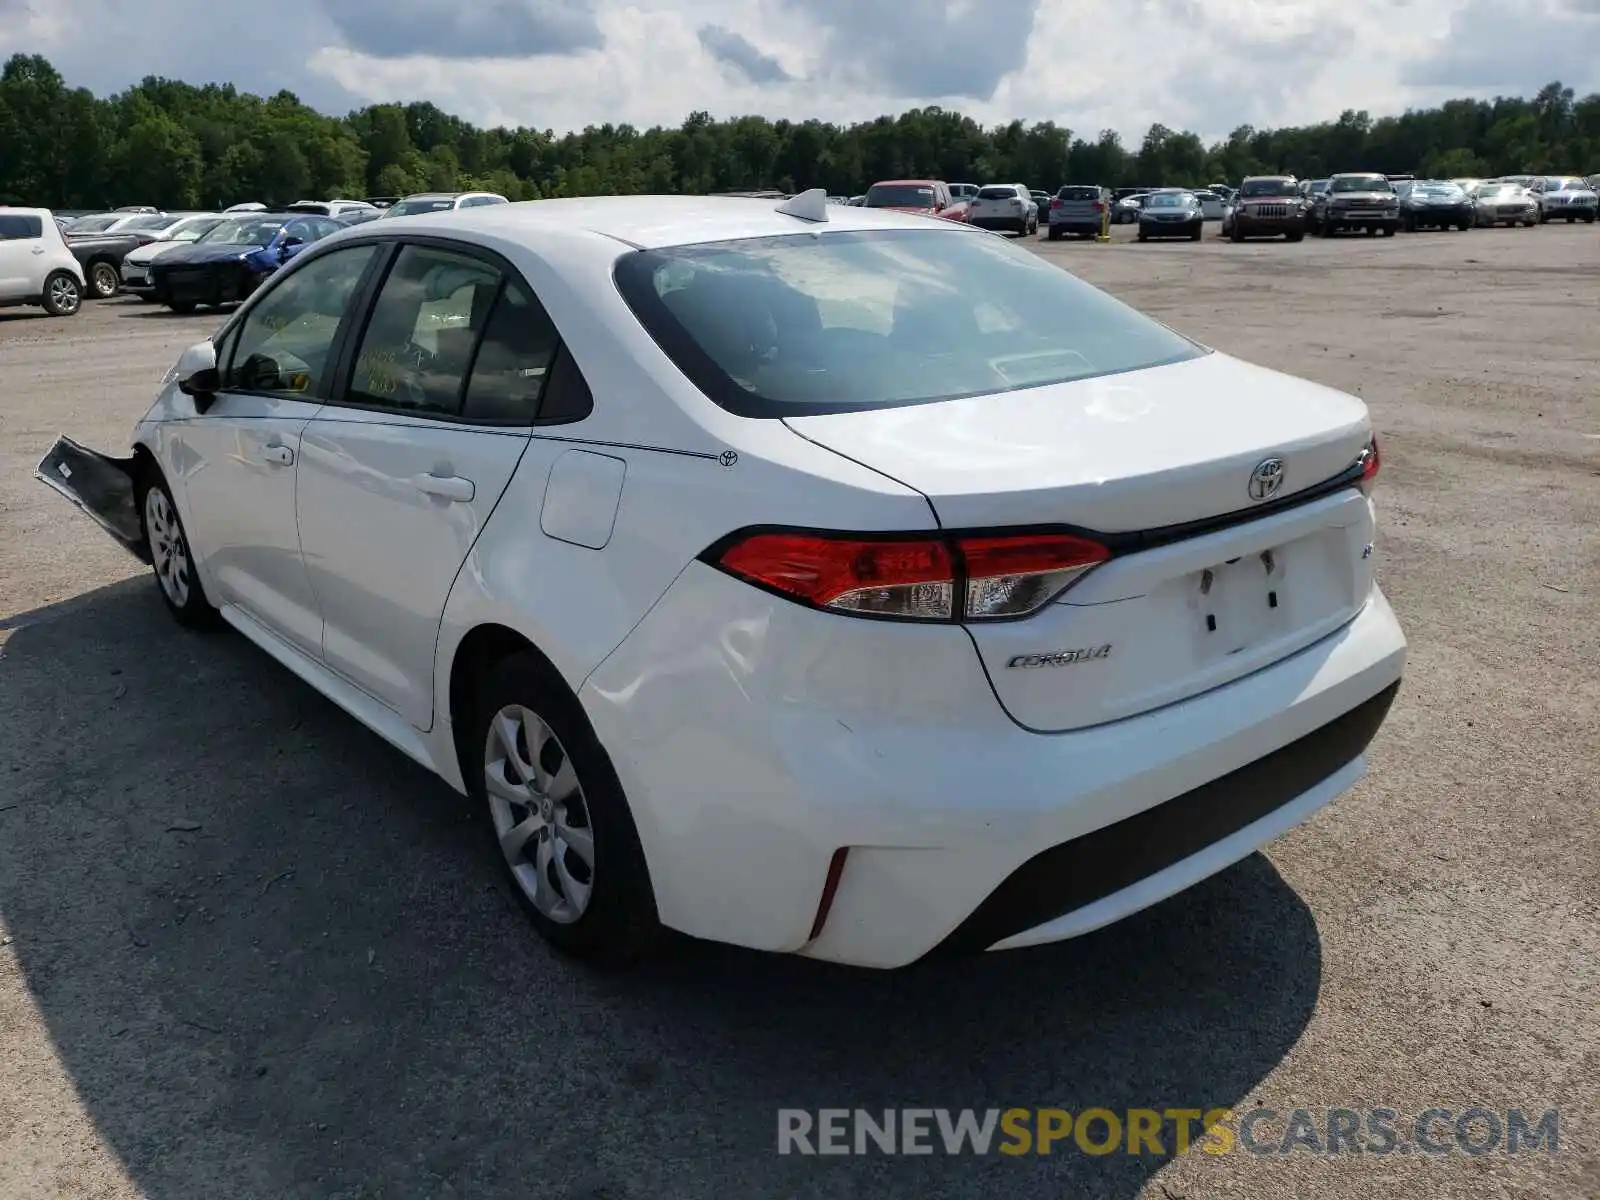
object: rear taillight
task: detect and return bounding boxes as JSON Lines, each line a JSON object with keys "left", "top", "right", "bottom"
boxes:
{"left": 1356, "top": 436, "right": 1381, "bottom": 494}
{"left": 1091, "top": 201, "right": 1104, "bottom": 212}
{"left": 711, "top": 529, "right": 1111, "bottom": 622}
{"left": 1050, "top": 197, "right": 1063, "bottom": 209}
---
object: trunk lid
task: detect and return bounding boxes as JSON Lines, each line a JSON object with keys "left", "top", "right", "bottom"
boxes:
{"left": 784, "top": 351, "right": 1377, "bottom": 732}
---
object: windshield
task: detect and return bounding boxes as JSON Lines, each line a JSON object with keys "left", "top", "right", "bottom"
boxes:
{"left": 385, "top": 197, "right": 456, "bottom": 217}
{"left": 613, "top": 228, "right": 1202, "bottom": 418}
{"left": 167, "top": 217, "right": 223, "bottom": 242}
{"left": 67, "top": 215, "right": 121, "bottom": 233}
{"left": 1239, "top": 180, "right": 1294, "bottom": 197}
{"left": 1330, "top": 176, "right": 1390, "bottom": 193}
{"left": 1413, "top": 184, "right": 1463, "bottom": 198}
{"left": 197, "top": 218, "right": 285, "bottom": 246}
{"left": 1146, "top": 193, "right": 1192, "bottom": 208}
{"left": 865, "top": 184, "right": 937, "bottom": 208}
{"left": 1475, "top": 184, "right": 1507, "bottom": 197}
{"left": 121, "top": 213, "right": 176, "bottom": 231}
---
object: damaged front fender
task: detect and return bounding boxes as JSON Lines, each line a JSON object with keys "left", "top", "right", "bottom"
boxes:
{"left": 35, "top": 435, "right": 150, "bottom": 563}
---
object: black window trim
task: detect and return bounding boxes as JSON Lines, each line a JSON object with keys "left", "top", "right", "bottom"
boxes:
{"left": 304, "top": 231, "right": 593, "bottom": 430}
{"left": 212, "top": 240, "right": 391, "bottom": 404}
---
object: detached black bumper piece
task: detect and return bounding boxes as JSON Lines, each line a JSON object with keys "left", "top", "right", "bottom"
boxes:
{"left": 927, "top": 680, "right": 1401, "bottom": 957}
{"left": 35, "top": 435, "right": 148, "bottom": 561}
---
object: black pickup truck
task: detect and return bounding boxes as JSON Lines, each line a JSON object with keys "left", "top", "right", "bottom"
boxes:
{"left": 63, "top": 232, "right": 151, "bottom": 299}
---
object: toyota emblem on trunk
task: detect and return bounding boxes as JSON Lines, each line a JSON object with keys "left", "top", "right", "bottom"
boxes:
{"left": 1248, "top": 457, "right": 1285, "bottom": 501}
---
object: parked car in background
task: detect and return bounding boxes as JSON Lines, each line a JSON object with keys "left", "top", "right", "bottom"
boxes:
{"left": 967, "top": 184, "right": 1038, "bottom": 235}
{"left": 862, "top": 180, "right": 970, "bottom": 223}
{"left": 1208, "top": 183, "right": 1235, "bottom": 202}
{"left": 1400, "top": 181, "right": 1473, "bottom": 231}
{"left": 948, "top": 183, "right": 980, "bottom": 203}
{"left": 0, "top": 208, "right": 84, "bottom": 316}
{"left": 1113, "top": 193, "right": 1148, "bottom": 224}
{"left": 380, "top": 191, "right": 511, "bottom": 218}
{"left": 1228, "top": 176, "right": 1306, "bottom": 242}
{"left": 1029, "top": 189, "right": 1052, "bottom": 222}
{"left": 1301, "top": 179, "right": 1331, "bottom": 230}
{"left": 1191, "top": 190, "right": 1226, "bottom": 221}
{"left": 1320, "top": 173, "right": 1400, "bottom": 236}
{"left": 147, "top": 213, "right": 343, "bottom": 312}
{"left": 1448, "top": 177, "right": 1486, "bottom": 197}
{"left": 1470, "top": 182, "right": 1538, "bottom": 227}
{"left": 115, "top": 205, "right": 159, "bottom": 214}
{"left": 1531, "top": 176, "right": 1598, "bottom": 223}
{"left": 1046, "top": 185, "right": 1111, "bottom": 239}
{"left": 1137, "top": 191, "right": 1204, "bottom": 241}
{"left": 225, "top": 202, "right": 269, "bottom": 213}
{"left": 287, "top": 199, "right": 383, "bottom": 220}
{"left": 37, "top": 192, "right": 1405, "bottom": 969}
{"left": 62, "top": 211, "right": 160, "bottom": 235}
{"left": 336, "top": 210, "right": 383, "bottom": 227}
{"left": 120, "top": 215, "right": 228, "bottom": 298}
{"left": 1496, "top": 174, "right": 1538, "bottom": 190}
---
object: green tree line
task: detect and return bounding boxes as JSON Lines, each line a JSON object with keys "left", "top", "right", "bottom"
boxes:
{"left": 1, "top": 52, "right": 1595, "bottom": 210}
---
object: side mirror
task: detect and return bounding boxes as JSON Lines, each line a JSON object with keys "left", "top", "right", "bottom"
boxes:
{"left": 176, "top": 340, "right": 220, "bottom": 411}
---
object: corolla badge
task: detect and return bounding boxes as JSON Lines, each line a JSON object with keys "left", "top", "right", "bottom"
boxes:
{"left": 1007, "top": 645, "right": 1112, "bottom": 669}
{"left": 1248, "top": 457, "right": 1286, "bottom": 502}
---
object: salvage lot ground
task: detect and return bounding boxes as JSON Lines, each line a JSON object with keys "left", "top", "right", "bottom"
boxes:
{"left": 1, "top": 223, "right": 1596, "bottom": 1200}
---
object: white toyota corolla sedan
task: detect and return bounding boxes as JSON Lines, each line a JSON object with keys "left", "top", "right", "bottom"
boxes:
{"left": 38, "top": 191, "right": 1406, "bottom": 969}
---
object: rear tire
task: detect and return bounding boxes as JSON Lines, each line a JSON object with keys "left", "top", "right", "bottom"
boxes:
{"left": 40, "top": 271, "right": 82, "bottom": 316}
{"left": 137, "top": 470, "right": 219, "bottom": 629}
{"left": 167, "top": 300, "right": 196, "bottom": 314}
{"left": 470, "top": 651, "right": 663, "bottom": 965}
{"left": 87, "top": 260, "right": 120, "bottom": 299}
{"left": 1136, "top": 229, "right": 1147, "bottom": 242}
{"left": 1047, "top": 226, "right": 1062, "bottom": 241}
{"left": 1286, "top": 230, "right": 1304, "bottom": 242}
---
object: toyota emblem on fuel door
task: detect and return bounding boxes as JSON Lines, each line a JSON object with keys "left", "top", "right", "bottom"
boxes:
{"left": 1248, "top": 457, "right": 1285, "bottom": 501}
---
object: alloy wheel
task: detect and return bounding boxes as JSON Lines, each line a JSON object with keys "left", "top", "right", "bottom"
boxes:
{"left": 484, "top": 705, "right": 596, "bottom": 924}
{"left": 144, "top": 487, "right": 190, "bottom": 607}
{"left": 47, "top": 276, "right": 80, "bottom": 314}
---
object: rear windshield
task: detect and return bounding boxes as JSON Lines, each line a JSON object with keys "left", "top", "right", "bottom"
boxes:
{"left": 864, "top": 184, "right": 935, "bottom": 208}
{"left": 386, "top": 197, "right": 457, "bottom": 216}
{"left": 1057, "top": 186, "right": 1100, "bottom": 200}
{"left": 1145, "top": 193, "right": 1192, "bottom": 208}
{"left": 977, "top": 186, "right": 1018, "bottom": 200}
{"left": 613, "top": 228, "right": 1203, "bottom": 418}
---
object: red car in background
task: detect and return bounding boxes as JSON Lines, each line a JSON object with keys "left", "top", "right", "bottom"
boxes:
{"left": 862, "top": 179, "right": 971, "bottom": 223}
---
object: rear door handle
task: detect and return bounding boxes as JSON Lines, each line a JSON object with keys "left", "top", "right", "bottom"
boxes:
{"left": 411, "top": 473, "right": 475, "bottom": 502}
{"left": 260, "top": 444, "right": 294, "bottom": 467}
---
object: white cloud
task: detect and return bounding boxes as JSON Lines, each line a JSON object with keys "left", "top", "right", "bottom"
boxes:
{"left": 6, "top": 0, "right": 1598, "bottom": 141}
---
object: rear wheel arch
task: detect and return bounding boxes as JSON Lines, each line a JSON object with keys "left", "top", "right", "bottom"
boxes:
{"left": 448, "top": 624, "right": 569, "bottom": 789}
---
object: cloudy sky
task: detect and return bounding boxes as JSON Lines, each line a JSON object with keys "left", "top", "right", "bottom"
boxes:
{"left": 2, "top": 0, "right": 1598, "bottom": 142}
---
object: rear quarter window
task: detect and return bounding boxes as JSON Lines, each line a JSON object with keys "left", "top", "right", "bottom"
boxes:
{"left": 0, "top": 214, "right": 45, "bottom": 240}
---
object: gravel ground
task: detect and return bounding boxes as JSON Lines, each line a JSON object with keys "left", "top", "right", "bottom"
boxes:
{"left": 1, "top": 223, "right": 1596, "bottom": 1200}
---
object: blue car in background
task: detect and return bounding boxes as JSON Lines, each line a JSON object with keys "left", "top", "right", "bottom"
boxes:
{"left": 146, "top": 213, "right": 343, "bottom": 312}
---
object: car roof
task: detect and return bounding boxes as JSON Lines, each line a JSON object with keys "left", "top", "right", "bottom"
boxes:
{"left": 369, "top": 194, "right": 977, "bottom": 250}
{"left": 871, "top": 179, "right": 938, "bottom": 187}
{"left": 0, "top": 206, "right": 53, "bottom": 218}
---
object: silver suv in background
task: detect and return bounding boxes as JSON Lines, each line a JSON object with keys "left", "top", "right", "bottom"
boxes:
{"left": 1046, "top": 185, "right": 1111, "bottom": 239}
{"left": 1320, "top": 173, "right": 1400, "bottom": 237}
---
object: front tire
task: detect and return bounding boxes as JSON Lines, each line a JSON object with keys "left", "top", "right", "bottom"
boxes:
{"left": 167, "top": 300, "right": 196, "bottom": 314}
{"left": 471, "top": 651, "right": 663, "bottom": 965}
{"left": 40, "top": 271, "right": 81, "bottom": 316}
{"left": 139, "top": 472, "right": 218, "bottom": 628}
{"left": 88, "top": 261, "right": 120, "bottom": 299}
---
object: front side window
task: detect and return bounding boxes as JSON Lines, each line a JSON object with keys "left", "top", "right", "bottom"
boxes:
{"left": 346, "top": 245, "right": 501, "bottom": 415}
{"left": 222, "top": 244, "right": 377, "bottom": 398}
{"left": 614, "top": 228, "right": 1203, "bottom": 418}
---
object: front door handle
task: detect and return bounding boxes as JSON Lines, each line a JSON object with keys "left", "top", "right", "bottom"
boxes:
{"left": 411, "top": 473, "right": 475, "bottom": 502}
{"left": 260, "top": 444, "right": 294, "bottom": 467}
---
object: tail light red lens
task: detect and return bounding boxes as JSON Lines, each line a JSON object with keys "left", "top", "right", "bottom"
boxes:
{"left": 1050, "top": 198, "right": 1063, "bottom": 209}
{"left": 1092, "top": 201, "right": 1105, "bottom": 212}
{"left": 1356, "top": 435, "right": 1381, "bottom": 494}
{"left": 712, "top": 530, "right": 1111, "bottom": 622}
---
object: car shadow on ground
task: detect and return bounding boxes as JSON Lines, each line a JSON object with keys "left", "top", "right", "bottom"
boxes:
{"left": 114, "top": 305, "right": 223, "bottom": 319}
{"left": 0, "top": 577, "right": 1324, "bottom": 1200}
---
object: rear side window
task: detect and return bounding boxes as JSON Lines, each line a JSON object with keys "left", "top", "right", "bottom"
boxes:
{"left": 1057, "top": 187, "right": 1100, "bottom": 201}
{"left": 614, "top": 228, "right": 1203, "bottom": 418}
{"left": 347, "top": 245, "right": 500, "bottom": 416}
{"left": 0, "top": 215, "right": 44, "bottom": 240}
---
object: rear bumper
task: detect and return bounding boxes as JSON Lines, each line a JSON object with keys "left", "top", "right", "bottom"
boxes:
{"left": 1139, "top": 219, "right": 1202, "bottom": 237}
{"left": 970, "top": 215, "right": 1028, "bottom": 231}
{"left": 580, "top": 563, "right": 1407, "bottom": 968}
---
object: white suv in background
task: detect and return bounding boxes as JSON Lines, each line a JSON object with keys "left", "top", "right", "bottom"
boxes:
{"left": 380, "top": 191, "right": 511, "bottom": 218}
{"left": 0, "top": 208, "right": 85, "bottom": 316}
{"left": 966, "top": 184, "right": 1039, "bottom": 236}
